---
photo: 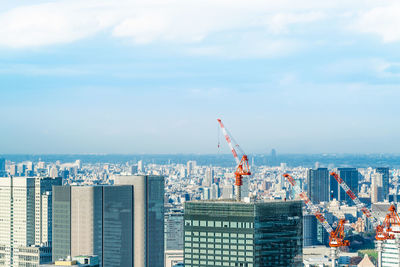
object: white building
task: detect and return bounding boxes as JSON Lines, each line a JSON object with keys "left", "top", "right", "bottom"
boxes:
{"left": 0, "top": 176, "right": 61, "bottom": 266}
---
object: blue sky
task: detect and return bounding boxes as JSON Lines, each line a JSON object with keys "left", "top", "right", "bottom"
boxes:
{"left": 1, "top": 0, "right": 400, "bottom": 154}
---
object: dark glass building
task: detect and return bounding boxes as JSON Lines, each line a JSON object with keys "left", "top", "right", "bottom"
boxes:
{"left": 330, "top": 168, "right": 359, "bottom": 204}
{"left": 376, "top": 167, "right": 389, "bottom": 200}
{"left": 184, "top": 200, "right": 303, "bottom": 267}
{"left": 307, "top": 168, "right": 329, "bottom": 203}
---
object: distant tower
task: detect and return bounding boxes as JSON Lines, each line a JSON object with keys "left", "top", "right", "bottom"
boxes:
{"left": 204, "top": 167, "right": 213, "bottom": 187}
{"left": 270, "top": 149, "right": 277, "bottom": 166}
{"left": 138, "top": 160, "right": 144, "bottom": 173}
{"left": 0, "top": 158, "right": 5, "bottom": 177}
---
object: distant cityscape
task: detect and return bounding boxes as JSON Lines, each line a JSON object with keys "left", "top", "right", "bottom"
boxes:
{"left": 0, "top": 151, "right": 398, "bottom": 266}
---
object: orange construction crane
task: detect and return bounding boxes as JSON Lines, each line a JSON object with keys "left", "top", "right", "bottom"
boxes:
{"left": 377, "top": 205, "right": 400, "bottom": 240}
{"left": 330, "top": 171, "right": 390, "bottom": 241}
{"left": 283, "top": 173, "right": 350, "bottom": 249}
{"left": 217, "top": 119, "right": 251, "bottom": 201}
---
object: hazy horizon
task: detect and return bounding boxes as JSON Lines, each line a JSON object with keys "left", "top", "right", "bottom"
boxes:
{"left": 2, "top": 1, "right": 400, "bottom": 154}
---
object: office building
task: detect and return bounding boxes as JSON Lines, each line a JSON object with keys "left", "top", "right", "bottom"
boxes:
{"left": 203, "top": 168, "right": 213, "bottom": 187}
{"left": 165, "top": 210, "right": 184, "bottom": 250}
{"left": 307, "top": 168, "right": 329, "bottom": 203}
{"left": 52, "top": 185, "right": 134, "bottom": 267}
{"left": 184, "top": 200, "right": 303, "bottom": 266}
{"left": 376, "top": 167, "right": 390, "bottom": 200}
{"left": 330, "top": 168, "right": 359, "bottom": 204}
{"left": 114, "top": 175, "right": 165, "bottom": 267}
{"left": 0, "top": 176, "right": 60, "bottom": 266}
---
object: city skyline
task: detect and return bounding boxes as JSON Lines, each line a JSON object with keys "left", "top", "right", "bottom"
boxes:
{"left": 2, "top": 1, "right": 400, "bottom": 154}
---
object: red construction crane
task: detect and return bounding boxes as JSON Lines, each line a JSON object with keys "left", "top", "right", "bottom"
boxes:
{"left": 283, "top": 174, "right": 350, "bottom": 248}
{"left": 330, "top": 171, "right": 387, "bottom": 240}
{"left": 217, "top": 119, "right": 251, "bottom": 201}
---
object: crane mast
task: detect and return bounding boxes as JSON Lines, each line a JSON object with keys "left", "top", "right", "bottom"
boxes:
{"left": 217, "top": 119, "right": 251, "bottom": 201}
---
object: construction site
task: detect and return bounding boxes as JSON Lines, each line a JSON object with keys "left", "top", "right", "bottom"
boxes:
{"left": 214, "top": 118, "right": 400, "bottom": 267}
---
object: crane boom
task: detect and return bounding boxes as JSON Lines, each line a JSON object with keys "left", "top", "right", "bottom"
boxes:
{"left": 217, "top": 119, "right": 240, "bottom": 165}
{"left": 330, "top": 172, "right": 379, "bottom": 226}
{"left": 283, "top": 174, "right": 333, "bottom": 233}
{"left": 217, "top": 119, "right": 251, "bottom": 201}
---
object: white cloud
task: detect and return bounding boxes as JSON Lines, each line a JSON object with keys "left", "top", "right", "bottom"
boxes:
{"left": 0, "top": 0, "right": 393, "bottom": 54}
{"left": 0, "top": 0, "right": 333, "bottom": 49}
{"left": 354, "top": 3, "right": 400, "bottom": 42}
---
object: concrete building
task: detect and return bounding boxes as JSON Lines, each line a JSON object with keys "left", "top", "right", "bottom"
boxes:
{"left": 184, "top": 200, "right": 303, "bottom": 266}
{"left": 113, "top": 175, "right": 165, "bottom": 267}
{"left": 307, "top": 168, "right": 329, "bottom": 203}
{"left": 165, "top": 250, "right": 184, "bottom": 267}
{"left": 52, "top": 185, "right": 134, "bottom": 267}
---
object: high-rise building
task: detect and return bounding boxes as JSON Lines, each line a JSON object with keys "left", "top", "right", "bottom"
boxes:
{"left": 0, "top": 176, "right": 60, "bottom": 266}
{"left": 376, "top": 167, "right": 389, "bottom": 200}
{"left": 184, "top": 200, "right": 303, "bottom": 266}
{"left": 307, "top": 168, "right": 329, "bottom": 203}
{"left": 204, "top": 167, "right": 213, "bottom": 187}
{"left": 371, "top": 172, "right": 384, "bottom": 203}
{"left": 114, "top": 175, "right": 165, "bottom": 267}
{"left": 330, "top": 168, "right": 359, "bottom": 204}
{"left": 270, "top": 149, "right": 277, "bottom": 166}
{"left": 52, "top": 185, "right": 134, "bottom": 267}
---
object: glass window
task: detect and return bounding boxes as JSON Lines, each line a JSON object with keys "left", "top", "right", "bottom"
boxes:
{"left": 185, "top": 220, "right": 191, "bottom": 226}
{"left": 215, "top": 233, "right": 222, "bottom": 237}
{"left": 200, "top": 243, "right": 206, "bottom": 248}
{"left": 223, "top": 221, "right": 229, "bottom": 228}
{"left": 185, "top": 237, "right": 191, "bottom": 241}
{"left": 200, "top": 232, "right": 207, "bottom": 236}
{"left": 223, "top": 233, "right": 229, "bottom": 237}
{"left": 193, "top": 220, "right": 199, "bottom": 226}
{"left": 231, "top": 239, "right": 237, "bottom": 244}
{"left": 208, "top": 243, "right": 214, "bottom": 248}
{"left": 238, "top": 246, "right": 245, "bottom": 250}
{"left": 200, "top": 221, "right": 207, "bottom": 227}
{"left": 193, "top": 237, "right": 199, "bottom": 242}
{"left": 208, "top": 221, "right": 215, "bottom": 227}
{"left": 215, "top": 238, "right": 221, "bottom": 243}
{"left": 246, "top": 234, "right": 253, "bottom": 238}
{"left": 215, "top": 244, "right": 221, "bottom": 249}
{"left": 193, "top": 232, "right": 199, "bottom": 236}
{"left": 238, "top": 234, "right": 245, "bottom": 238}
{"left": 200, "top": 238, "right": 207, "bottom": 242}
{"left": 246, "top": 245, "right": 253, "bottom": 250}
{"left": 215, "top": 221, "right": 222, "bottom": 227}
{"left": 231, "top": 233, "right": 237, "bottom": 238}
{"left": 246, "top": 240, "right": 252, "bottom": 244}
{"left": 238, "top": 239, "right": 245, "bottom": 244}
{"left": 208, "top": 232, "right": 214, "bottom": 237}
{"left": 231, "top": 222, "right": 237, "bottom": 228}
{"left": 185, "top": 231, "right": 191, "bottom": 235}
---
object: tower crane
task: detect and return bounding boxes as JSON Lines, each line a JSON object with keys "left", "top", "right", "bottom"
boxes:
{"left": 330, "top": 172, "right": 385, "bottom": 239}
{"left": 217, "top": 119, "right": 251, "bottom": 201}
{"left": 283, "top": 173, "right": 349, "bottom": 267}
{"left": 330, "top": 171, "right": 400, "bottom": 267}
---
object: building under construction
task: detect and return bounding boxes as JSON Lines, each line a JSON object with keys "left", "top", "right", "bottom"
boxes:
{"left": 183, "top": 200, "right": 303, "bottom": 267}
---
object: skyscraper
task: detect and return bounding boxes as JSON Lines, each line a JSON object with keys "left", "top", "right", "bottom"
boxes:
{"left": 184, "top": 200, "right": 303, "bottom": 266}
{"left": 375, "top": 167, "right": 389, "bottom": 200}
{"left": 307, "top": 168, "right": 329, "bottom": 203}
{"left": 52, "top": 185, "right": 134, "bottom": 266}
{"left": 114, "top": 175, "right": 165, "bottom": 267}
{"left": 330, "top": 168, "right": 359, "bottom": 204}
{"left": 165, "top": 210, "right": 184, "bottom": 250}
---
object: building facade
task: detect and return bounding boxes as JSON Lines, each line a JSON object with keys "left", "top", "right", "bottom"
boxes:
{"left": 114, "top": 175, "right": 165, "bottom": 267}
{"left": 52, "top": 185, "right": 134, "bottom": 267}
{"left": 184, "top": 200, "right": 303, "bottom": 267}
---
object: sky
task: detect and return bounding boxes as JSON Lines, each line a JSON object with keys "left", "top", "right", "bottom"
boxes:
{"left": 1, "top": 0, "right": 400, "bottom": 154}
